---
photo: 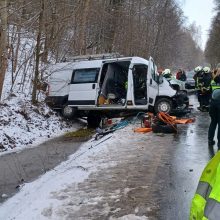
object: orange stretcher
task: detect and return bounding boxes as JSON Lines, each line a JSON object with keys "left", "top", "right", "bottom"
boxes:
{"left": 158, "top": 112, "right": 195, "bottom": 125}
{"left": 134, "top": 127, "right": 152, "bottom": 133}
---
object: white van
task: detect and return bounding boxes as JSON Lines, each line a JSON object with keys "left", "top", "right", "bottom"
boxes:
{"left": 46, "top": 55, "right": 189, "bottom": 127}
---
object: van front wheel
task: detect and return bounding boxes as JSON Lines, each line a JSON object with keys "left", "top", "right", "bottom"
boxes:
{"left": 62, "top": 105, "right": 76, "bottom": 119}
{"left": 154, "top": 98, "right": 172, "bottom": 114}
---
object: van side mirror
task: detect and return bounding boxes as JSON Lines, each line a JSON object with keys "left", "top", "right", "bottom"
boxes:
{"left": 158, "top": 74, "right": 163, "bottom": 84}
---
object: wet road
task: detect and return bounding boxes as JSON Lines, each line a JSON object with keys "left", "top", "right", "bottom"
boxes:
{"left": 42, "top": 94, "right": 215, "bottom": 220}
{"left": 0, "top": 94, "right": 216, "bottom": 219}
{"left": 155, "top": 94, "right": 214, "bottom": 219}
{"left": 0, "top": 135, "right": 86, "bottom": 203}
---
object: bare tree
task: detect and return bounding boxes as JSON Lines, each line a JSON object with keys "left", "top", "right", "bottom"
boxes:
{"left": 2, "top": 0, "right": 204, "bottom": 101}
{"left": 0, "top": 0, "right": 8, "bottom": 100}
{"left": 32, "top": 0, "right": 44, "bottom": 104}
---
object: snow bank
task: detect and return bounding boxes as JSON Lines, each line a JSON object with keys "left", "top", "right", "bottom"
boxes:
{"left": 0, "top": 28, "right": 81, "bottom": 153}
{"left": 0, "top": 94, "right": 80, "bottom": 152}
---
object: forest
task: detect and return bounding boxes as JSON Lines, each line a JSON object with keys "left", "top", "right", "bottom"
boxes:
{"left": 205, "top": 0, "right": 220, "bottom": 68}
{"left": 0, "top": 0, "right": 216, "bottom": 103}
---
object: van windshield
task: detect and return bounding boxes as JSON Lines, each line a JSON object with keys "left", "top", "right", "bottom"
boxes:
{"left": 71, "top": 68, "right": 100, "bottom": 83}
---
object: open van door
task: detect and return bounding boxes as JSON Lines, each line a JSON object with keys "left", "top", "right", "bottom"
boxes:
{"left": 132, "top": 63, "right": 148, "bottom": 106}
{"left": 68, "top": 68, "right": 100, "bottom": 106}
{"left": 146, "top": 57, "right": 158, "bottom": 106}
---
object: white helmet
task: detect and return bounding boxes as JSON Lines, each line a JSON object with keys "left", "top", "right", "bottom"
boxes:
{"left": 162, "top": 69, "right": 171, "bottom": 76}
{"left": 194, "top": 66, "right": 202, "bottom": 73}
{"left": 203, "top": 66, "right": 211, "bottom": 73}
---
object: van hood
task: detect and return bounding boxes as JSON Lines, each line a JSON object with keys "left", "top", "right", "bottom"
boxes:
{"left": 158, "top": 78, "right": 176, "bottom": 97}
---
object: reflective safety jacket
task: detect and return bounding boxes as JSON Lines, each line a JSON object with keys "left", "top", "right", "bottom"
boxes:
{"left": 190, "top": 151, "right": 220, "bottom": 220}
{"left": 210, "top": 80, "right": 220, "bottom": 91}
{"left": 196, "top": 72, "right": 204, "bottom": 89}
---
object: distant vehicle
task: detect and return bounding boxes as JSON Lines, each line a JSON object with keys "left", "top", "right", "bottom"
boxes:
{"left": 45, "top": 54, "right": 189, "bottom": 127}
{"left": 168, "top": 77, "right": 186, "bottom": 91}
{"left": 185, "top": 70, "right": 195, "bottom": 89}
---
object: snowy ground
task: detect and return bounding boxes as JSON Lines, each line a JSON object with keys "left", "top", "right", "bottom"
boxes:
{"left": 0, "top": 125, "right": 150, "bottom": 220}
{"left": 0, "top": 93, "right": 80, "bottom": 153}
{"left": 0, "top": 46, "right": 80, "bottom": 152}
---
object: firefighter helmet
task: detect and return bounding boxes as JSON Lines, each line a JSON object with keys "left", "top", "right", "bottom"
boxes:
{"left": 162, "top": 69, "right": 171, "bottom": 76}
{"left": 194, "top": 66, "right": 202, "bottom": 73}
{"left": 203, "top": 66, "right": 211, "bottom": 73}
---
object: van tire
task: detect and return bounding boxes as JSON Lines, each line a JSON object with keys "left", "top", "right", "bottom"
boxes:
{"left": 62, "top": 105, "right": 76, "bottom": 119}
{"left": 154, "top": 98, "right": 172, "bottom": 114}
{"left": 87, "top": 112, "right": 101, "bottom": 128}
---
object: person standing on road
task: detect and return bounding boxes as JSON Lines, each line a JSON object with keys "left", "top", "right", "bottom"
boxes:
{"left": 199, "top": 67, "right": 212, "bottom": 112}
{"left": 190, "top": 150, "right": 220, "bottom": 219}
{"left": 179, "top": 70, "right": 187, "bottom": 81}
{"left": 194, "top": 66, "right": 204, "bottom": 110}
{"left": 162, "top": 69, "right": 172, "bottom": 79}
{"left": 176, "top": 69, "right": 182, "bottom": 80}
{"left": 208, "top": 70, "right": 220, "bottom": 148}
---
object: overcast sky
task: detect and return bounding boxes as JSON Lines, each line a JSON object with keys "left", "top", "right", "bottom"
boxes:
{"left": 182, "top": 0, "right": 215, "bottom": 49}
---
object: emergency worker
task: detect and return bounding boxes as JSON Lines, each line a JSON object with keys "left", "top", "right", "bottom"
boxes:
{"left": 208, "top": 71, "right": 220, "bottom": 147}
{"left": 176, "top": 69, "right": 182, "bottom": 80}
{"left": 194, "top": 66, "right": 204, "bottom": 110}
{"left": 176, "top": 69, "right": 187, "bottom": 81}
{"left": 162, "top": 69, "right": 172, "bottom": 79}
{"left": 199, "top": 67, "right": 212, "bottom": 111}
{"left": 190, "top": 150, "right": 220, "bottom": 219}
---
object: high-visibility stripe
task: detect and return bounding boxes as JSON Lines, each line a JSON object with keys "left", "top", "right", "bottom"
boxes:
{"left": 212, "top": 86, "right": 220, "bottom": 91}
{"left": 211, "top": 80, "right": 220, "bottom": 91}
{"left": 196, "top": 182, "right": 212, "bottom": 200}
{"left": 204, "top": 198, "right": 220, "bottom": 219}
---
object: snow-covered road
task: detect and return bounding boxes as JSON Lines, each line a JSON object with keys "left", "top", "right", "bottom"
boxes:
{"left": 0, "top": 125, "right": 155, "bottom": 220}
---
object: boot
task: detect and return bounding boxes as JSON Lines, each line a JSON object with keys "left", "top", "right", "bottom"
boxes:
{"left": 204, "top": 105, "right": 210, "bottom": 112}
{"left": 201, "top": 106, "right": 209, "bottom": 112}
{"left": 208, "top": 140, "right": 215, "bottom": 147}
{"left": 197, "top": 106, "right": 203, "bottom": 111}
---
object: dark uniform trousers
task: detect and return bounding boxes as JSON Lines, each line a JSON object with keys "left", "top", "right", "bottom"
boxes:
{"left": 208, "top": 99, "right": 220, "bottom": 147}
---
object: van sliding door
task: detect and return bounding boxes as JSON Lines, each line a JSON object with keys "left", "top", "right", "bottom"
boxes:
{"left": 132, "top": 64, "right": 148, "bottom": 105}
{"left": 68, "top": 68, "right": 100, "bottom": 106}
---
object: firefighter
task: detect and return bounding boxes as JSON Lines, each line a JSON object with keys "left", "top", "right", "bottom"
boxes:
{"left": 194, "top": 66, "right": 203, "bottom": 110}
{"left": 176, "top": 69, "right": 187, "bottom": 81}
{"left": 162, "top": 69, "right": 172, "bottom": 79}
{"left": 190, "top": 150, "right": 220, "bottom": 219}
{"left": 208, "top": 71, "right": 220, "bottom": 147}
{"left": 199, "top": 67, "right": 212, "bottom": 112}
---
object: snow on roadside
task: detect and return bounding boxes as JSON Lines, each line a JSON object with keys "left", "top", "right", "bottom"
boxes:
{"left": 0, "top": 30, "right": 80, "bottom": 153}
{"left": 0, "top": 94, "right": 81, "bottom": 153}
{"left": 0, "top": 127, "right": 149, "bottom": 220}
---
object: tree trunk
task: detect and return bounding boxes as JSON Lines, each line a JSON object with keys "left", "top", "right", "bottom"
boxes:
{"left": 0, "top": 0, "right": 8, "bottom": 100}
{"left": 78, "top": 0, "right": 91, "bottom": 55}
{"left": 32, "top": 0, "right": 44, "bottom": 104}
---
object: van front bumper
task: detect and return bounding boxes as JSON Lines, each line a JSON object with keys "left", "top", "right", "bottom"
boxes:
{"left": 171, "top": 91, "right": 190, "bottom": 114}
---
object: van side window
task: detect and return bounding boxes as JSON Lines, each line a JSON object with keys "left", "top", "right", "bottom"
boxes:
{"left": 71, "top": 68, "right": 100, "bottom": 84}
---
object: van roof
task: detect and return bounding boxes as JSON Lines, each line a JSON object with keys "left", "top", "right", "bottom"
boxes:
{"left": 50, "top": 56, "right": 149, "bottom": 72}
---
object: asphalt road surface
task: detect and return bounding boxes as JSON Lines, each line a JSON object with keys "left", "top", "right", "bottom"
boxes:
{"left": 0, "top": 94, "right": 216, "bottom": 220}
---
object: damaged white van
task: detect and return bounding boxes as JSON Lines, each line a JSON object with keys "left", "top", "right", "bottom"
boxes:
{"left": 46, "top": 55, "right": 189, "bottom": 127}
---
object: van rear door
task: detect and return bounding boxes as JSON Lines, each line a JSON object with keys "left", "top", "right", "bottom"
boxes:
{"left": 68, "top": 68, "right": 100, "bottom": 106}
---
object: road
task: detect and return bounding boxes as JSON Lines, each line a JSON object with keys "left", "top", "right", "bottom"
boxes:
{"left": 0, "top": 136, "right": 85, "bottom": 203}
{"left": 0, "top": 94, "right": 216, "bottom": 220}
{"left": 53, "top": 94, "right": 213, "bottom": 220}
